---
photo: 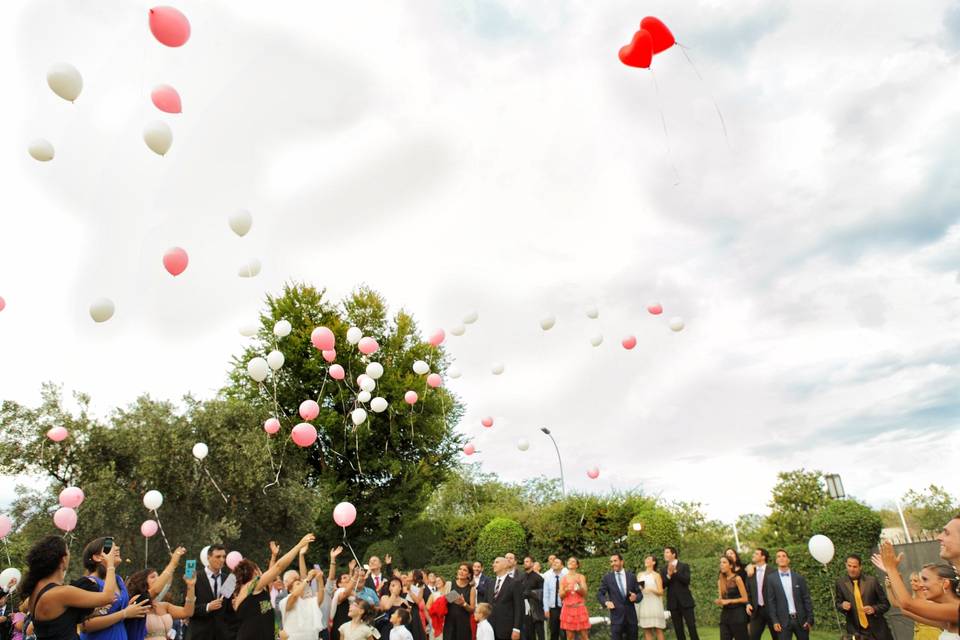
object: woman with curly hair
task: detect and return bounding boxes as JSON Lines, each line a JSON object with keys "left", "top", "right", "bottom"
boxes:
{"left": 122, "top": 547, "right": 189, "bottom": 640}
{"left": 124, "top": 566, "right": 196, "bottom": 640}
{"left": 22, "top": 536, "right": 120, "bottom": 640}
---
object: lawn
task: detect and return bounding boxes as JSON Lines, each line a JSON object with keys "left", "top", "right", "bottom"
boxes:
{"left": 586, "top": 627, "right": 838, "bottom": 640}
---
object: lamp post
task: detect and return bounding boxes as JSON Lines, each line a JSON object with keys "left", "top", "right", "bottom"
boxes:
{"left": 824, "top": 473, "right": 846, "bottom": 499}
{"left": 540, "top": 427, "right": 566, "bottom": 498}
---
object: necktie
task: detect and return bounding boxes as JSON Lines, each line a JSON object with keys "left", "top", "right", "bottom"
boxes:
{"left": 554, "top": 575, "right": 560, "bottom": 608}
{"left": 757, "top": 568, "right": 764, "bottom": 606}
{"left": 853, "top": 579, "right": 869, "bottom": 629}
{"left": 618, "top": 572, "right": 626, "bottom": 597}
{"left": 212, "top": 573, "right": 220, "bottom": 596}
{"left": 494, "top": 578, "right": 503, "bottom": 599}
{"left": 375, "top": 576, "right": 381, "bottom": 590}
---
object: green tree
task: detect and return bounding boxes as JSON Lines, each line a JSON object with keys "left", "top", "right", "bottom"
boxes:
{"left": 735, "top": 513, "right": 767, "bottom": 551}
{"left": 476, "top": 517, "right": 526, "bottom": 565}
{"left": 901, "top": 485, "right": 959, "bottom": 532}
{"left": 761, "top": 469, "right": 828, "bottom": 545}
{"left": 627, "top": 503, "right": 680, "bottom": 564}
{"left": 668, "top": 501, "right": 733, "bottom": 558}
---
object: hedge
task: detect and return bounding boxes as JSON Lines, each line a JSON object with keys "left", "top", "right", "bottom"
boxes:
{"left": 476, "top": 517, "right": 526, "bottom": 565}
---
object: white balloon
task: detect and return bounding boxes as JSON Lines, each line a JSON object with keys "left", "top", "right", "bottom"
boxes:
{"left": 449, "top": 324, "right": 466, "bottom": 336}
{"left": 47, "top": 63, "right": 83, "bottom": 101}
{"left": 448, "top": 366, "right": 462, "bottom": 379}
{"left": 267, "top": 350, "right": 285, "bottom": 370}
{"left": 28, "top": 139, "right": 55, "bottom": 162}
{"left": 346, "top": 327, "right": 363, "bottom": 344}
{"left": 491, "top": 362, "right": 505, "bottom": 375}
{"left": 89, "top": 298, "right": 115, "bottom": 323}
{"left": 238, "top": 258, "right": 262, "bottom": 278}
{"left": 143, "top": 490, "right": 164, "bottom": 511}
{"left": 808, "top": 534, "right": 835, "bottom": 565}
{"left": 199, "top": 545, "right": 211, "bottom": 568}
{"left": 517, "top": 438, "right": 530, "bottom": 452}
{"left": 143, "top": 121, "right": 173, "bottom": 156}
{"left": 366, "top": 362, "right": 384, "bottom": 379}
{"left": 585, "top": 305, "right": 599, "bottom": 319}
{"left": 192, "top": 442, "right": 209, "bottom": 461}
{"left": 273, "top": 320, "right": 292, "bottom": 338}
{"left": 370, "top": 397, "right": 388, "bottom": 413}
{"left": 413, "top": 360, "right": 430, "bottom": 375}
{"left": 358, "top": 375, "right": 376, "bottom": 393}
{"left": 540, "top": 315, "right": 556, "bottom": 331}
{"left": 590, "top": 334, "right": 603, "bottom": 347}
{"left": 247, "top": 357, "right": 269, "bottom": 382}
{"left": 0, "top": 568, "right": 22, "bottom": 592}
{"left": 463, "top": 310, "right": 479, "bottom": 324}
{"left": 357, "top": 390, "right": 372, "bottom": 403}
{"left": 239, "top": 323, "right": 258, "bottom": 337}
{"left": 229, "top": 210, "right": 253, "bottom": 237}
{"left": 669, "top": 317, "right": 685, "bottom": 332}
{"left": 351, "top": 408, "right": 367, "bottom": 425}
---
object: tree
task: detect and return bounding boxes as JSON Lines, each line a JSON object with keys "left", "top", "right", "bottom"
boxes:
{"left": 761, "top": 469, "right": 828, "bottom": 546}
{"left": 224, "top": 283, "right": 464, "bottom": 545}
{"left": 734, "top": 513, "right": 767, "bottom": 551}
{"left": 476, "top": 517, "right": 526, "bottom": 565}
{"left": 901, "top": 485, "right": 959, "bottom": 532}
{"left": 668, "top": 501, "right": 734, "bottom": 558}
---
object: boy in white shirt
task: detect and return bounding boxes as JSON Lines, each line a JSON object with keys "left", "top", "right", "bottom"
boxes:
{"left": 474, "top": 603, "right": 494, "bottom": 640}
{"left": 390, "top": 608, "right": 414, "bottom": 640}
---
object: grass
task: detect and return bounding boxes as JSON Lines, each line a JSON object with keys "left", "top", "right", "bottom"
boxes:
{"left": 587, "top": 626, "right": 838, "bottom": 640}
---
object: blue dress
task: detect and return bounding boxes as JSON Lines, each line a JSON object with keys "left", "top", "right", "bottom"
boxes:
{"left": 78, "top": 576, "right": 130, "bottom": 640}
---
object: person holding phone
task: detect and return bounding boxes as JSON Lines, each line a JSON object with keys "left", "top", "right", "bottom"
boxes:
{"left": 125, "top": 568, "right": 196, "bottom": 640}
{"left": 123, "top": 548, "right": 188, "bottom": 640}
{"left": 77, "top": 537, "right": 151, "bottom": 640}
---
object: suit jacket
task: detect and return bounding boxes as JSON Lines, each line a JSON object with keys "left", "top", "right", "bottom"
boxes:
{"left": 189, "top": 570, "right": 234, "bottom": 640}
{"left": 490, "top": 575, "right": 524, "bottom": 640}
{"left": 597, "top": 571, "right": 642, "bottom": 625}
{"left": 522, "top": 571, "right": 545, "bottom": 623}
{"left": 834, "top": 575, "right": 892, "bottom": 640}
{"left": 746, "top": 564, "right": 778, "bottom": 613}
{"left": 0, "top": 601, "right": 11, "bottom": 640}
{"left": 765, "top": 570, "right": 814, "bottom": 628}
{"left": 475, "top": 574, "right": 496, "bottom": 604}
{"left": 364, "top": 565, "right": 393, "bottom": 597}
{"left": 660, "top": 562, "right": 695, "bottom": 610}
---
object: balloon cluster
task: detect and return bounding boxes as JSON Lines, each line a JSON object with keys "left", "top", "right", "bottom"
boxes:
{"left": 618, "top": 17, "right": 675, "bottom": 70}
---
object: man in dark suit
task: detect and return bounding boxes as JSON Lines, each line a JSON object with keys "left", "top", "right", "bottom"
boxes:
{"left": 746, "top": 548, "right": 778, "bottom": 640}
{"left": 364, "top": 554, "right": 393, "bottom": 596}
{"left": 490, "top": 557, "right": 524, "bottom": 640}
{"left": 474, "top": 561, "right": 495, "bottom": 605}
{"left": 835, "top": 555, "right": 891, "bottom": 640}
{"left": 0, "top": 591, "right": 11, "bottom": 640}
{"left": 765, "top": 549, "right": 814, "bottom": 640}
{"left": 189, "top": 544, "right": 232, "bottom": 640}
{"left": 597, "top": 553, "right": 641, "bottom": 640}
{"left": 661, "top": 547, "right": 699, "bottom": 640}
{"left": 522, "top": 557, "right": 546, "bottom": 640}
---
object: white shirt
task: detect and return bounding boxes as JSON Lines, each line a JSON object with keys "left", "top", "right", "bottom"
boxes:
{"left": 205, "top": 567, "right": 222, "bottom": 595}
{"left": 778, "top": 571, "right": 796, "bottom": 615}
{"left": 755, "top": 564, "right": 766, "bottom": 607}
{"left": 279, "top": 594, "right": 323, "bottom": 640}
{"left": 390, "top": 626, "right": 414, "bottom": 640}
{"left": 477, "top": 620, "right": 495, "bottom": 640}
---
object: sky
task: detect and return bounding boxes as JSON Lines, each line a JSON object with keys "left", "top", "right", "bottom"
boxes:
{"left": 0, "top": 0, "right": 958, "bottom": 524}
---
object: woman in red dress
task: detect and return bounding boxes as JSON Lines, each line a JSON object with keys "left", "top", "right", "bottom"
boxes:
{"left": 558, "top": 557, "right": 590, "bottom": 640}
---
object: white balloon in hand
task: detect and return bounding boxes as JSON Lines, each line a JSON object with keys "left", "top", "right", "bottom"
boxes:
{"left": 808, "top": 534, "right": 835, "bottom": 565}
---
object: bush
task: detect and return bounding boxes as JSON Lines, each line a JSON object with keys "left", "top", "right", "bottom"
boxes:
{"left": 810, "top": 499, "right": 882, "bottom": 555}
{"left": 476, "top": 517, "right": 526, "bottom": 565}
{"left": 627, "top": 505, "right": 680, "bottom": 566}
{"left": 364, "top": 540, "right": 403, "bottom": 568}
{"left": 399, "top": 519, "right": 443, "bottom": 568}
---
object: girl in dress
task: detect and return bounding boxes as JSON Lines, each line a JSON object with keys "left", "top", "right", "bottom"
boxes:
{"left": 715, "top": 557, "right": 748, "bottom": 640}
{"left": 636, "top": 555, "right": 665, "bottom": 640}
{"left": 333, "top": 568, "right": 365, "bottom": 640}
{"left": 339, "top": 601, "right": 381, "bottom": 640}
{"left": 886, "top": 563, "right": 960, "bottom": 639}
{"left": 124, "top": 571, "right": 196, "bottom": 640}
{"left": 558, "top": 558, "right": 590, "bottom": 640}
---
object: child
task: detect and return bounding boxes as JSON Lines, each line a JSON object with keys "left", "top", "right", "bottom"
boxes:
{"left": 338, "top": 600, "right": 381, "bottom": 640}
{"left": 474, "top": 604, "right": 493, "bottom": 640}
{"left": 389, "top": 608, "right": 413, "bottom": 640}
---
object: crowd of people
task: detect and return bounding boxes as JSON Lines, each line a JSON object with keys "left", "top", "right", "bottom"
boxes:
{"left": 4, "top": 515, "right": 960, "bottom": 640}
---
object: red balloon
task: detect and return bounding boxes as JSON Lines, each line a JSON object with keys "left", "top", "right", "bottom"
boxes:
{"left": 162, "top": 247, "right": 188, "bottom": 276}
{"left": 151, "top": 84, "right": 182, "bottom": 114}
{"left": 619, "top": 30, "right": 653, "bottom": 69}
{"left": 621, "top": 336, "right": 637, "bottom": 350}
{"left": 640, "top": 17, "right": 675, "bottom": 54}
{"left": 149, "top": 7, "right": 191, "bottom": 47}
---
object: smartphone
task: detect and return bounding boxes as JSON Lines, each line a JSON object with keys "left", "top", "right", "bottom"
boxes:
{"left": 638, "top": 580, "right": 646, "bottom": 589}
{"left": 102, "top": 537, "right": 114, "bottom": 554}
{"left": 138, "top": 592, "right": 153, "bottom": 607}
{"left": 185, "top": 560, "right": 197, "bottom": 580}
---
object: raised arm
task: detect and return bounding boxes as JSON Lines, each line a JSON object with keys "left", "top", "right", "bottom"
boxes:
{"left": 259, "top": 534, "right": 316, "bottom": 588}
{"left": 269, "top": 541, "right": 280, "bottom": 570}
{"left": 299, "top": 545, "right": 309, "bottom": 580}
{"left": 150, "top": 547, "right": 187, "bottom": 598}
{"left": 160, "top": 576, "right": 197, "bottom": 620}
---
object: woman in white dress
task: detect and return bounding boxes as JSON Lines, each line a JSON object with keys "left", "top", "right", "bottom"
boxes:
{"left": 636, "top": 555, "right": 665, "bottom": 640}
{"left": 280, "top": 569, "right": 325, "bottom": 640}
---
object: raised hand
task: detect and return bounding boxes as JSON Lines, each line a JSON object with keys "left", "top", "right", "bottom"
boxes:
{"left": 124, "top": 595, "right": 152, "bottom": 618}
{"left": 385, "top": 554, "right": 392, "bottom": 565}
{"left": 331, "top": 546, "right": 344, "bottom": 560}
{"left": 299, "top": 533, "right": 316, "bottom": 548}
{"left": 879, "top": 541, "right": 904, "bottom": 572}
{"left": 270, "top": 541, "right": 281, "bottom": 556}
{"left": 172, "top": 547, "right": 187, "bottom": 562}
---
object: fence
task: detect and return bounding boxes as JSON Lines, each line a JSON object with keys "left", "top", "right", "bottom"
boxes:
{"left": 885, "top": 539, "right": 942, "bottom": 640}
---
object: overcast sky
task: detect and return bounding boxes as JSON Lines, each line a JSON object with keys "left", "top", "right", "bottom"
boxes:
{"left": 1, "top": 0, "right": 958, "bottom": 524}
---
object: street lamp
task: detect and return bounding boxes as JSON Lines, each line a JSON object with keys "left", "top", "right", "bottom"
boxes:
{"left": 540, "top": 427, "right": 566, "bottom": 497}
{"left": 824, "top": 474, "right": 845, "bottom": 499}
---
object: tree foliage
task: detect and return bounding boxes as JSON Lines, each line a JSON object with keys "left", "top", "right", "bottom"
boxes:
{"left": 667, "top": 501, "right": 733, "bottom": 558}
{"left": 476, "top": 517, "right": 526, "bottom": 565}
{"left": 761, "top": 469, "right": 829, "bottom": 546}
{"left": 901, "top": 485, "right": 959, "bottom": 532}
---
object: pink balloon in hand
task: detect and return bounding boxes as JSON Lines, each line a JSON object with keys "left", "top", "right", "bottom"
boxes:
{"left": 428, "top": 329, "right": 445, "bottom": 347}
{"left": 587, "top": 467, "right": 600, "bottom": 479}
{"left": 311, "top": 327, "right": 335, "bottom": 351}
{"left": 149, "top": 7, "right": 191, "bottom": 47}
{"left": 163, "top": 247, "right": 189, "bottom": 276}
{"left": 426, "top": 373, "right": 442, "bottom": 388}
{"left": 47, "top": 426, "right": 69, "bottom": 442}
{"left": 58, "top": 486, "right": 85, "bottom": 509}
{"left": 53, "top": 507, "right": 78, "bottom": 532}
{"left": 263, "top": 418, "right": 281, "bottom": 435}
{"left": 291, "top": 423, "right": 317, "bottom": 447}
{"left": 621, "top": 336, "right": 637, "bottom": 350}
{"left": 463, "top": 443, "right": 476, "bottom": 455}
{"left": 404, "top": 390, "right": 418, "bottom": 405}
{"left": 481, "top": 417, "right": 494, "bottom": 428}
{"left": 333, "top": 502, "right": 357, "bottom": 527}
{"left": 299, "top": 400, "right": 320, "bottom": 421}
{"left": 151, "top": 85, "right": 182, "bottom": 113}
{"left": 141, "top": 520, "right": 159, "bottom": 538}
{"left": 329, "top": 364, "right": 345, "bottom": 380}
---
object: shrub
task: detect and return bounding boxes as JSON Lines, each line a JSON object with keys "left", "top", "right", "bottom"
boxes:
{"left": 399, "top": 519, "right": 443, "bottom": 568}
{"left": 476, "top": 517, "right": 526, "bottom": 565}
{"left": 627, "top": 504, "right": 680, "bottom": 566}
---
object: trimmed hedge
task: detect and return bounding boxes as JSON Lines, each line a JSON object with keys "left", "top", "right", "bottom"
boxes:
{"left": 476, "top": 517, "right": 526, "bottom": 565}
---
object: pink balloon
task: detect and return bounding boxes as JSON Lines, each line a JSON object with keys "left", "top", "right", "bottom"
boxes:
{"left": 647, "top": 303, "right": 663, "bottom": 315}
{"left": 621, "top": 336, "right": 637, "bottom": 350}
{"left": 587, "top": 467, "right": 600, "bottom": 479}
{"left": 426, "top": 373, "right": 442, "bottom": 388}
{"left": 329, "top": 364, "right": 345, "bottom": 380}
{"left": 404, "top": 390, "right": 418, "bottom": 405}
{"left": 58, "top": 486, "right": 85, "bottom": 509}
{"left": 163, "top": 247, "right": 188, "bottom": 276}
{"left": 322, "top": 349, "right": 337, "bottom": 363}
{"left": 53, "top": 507, "right": 78, "bottom": 532}
{"left": 47, "top": 426, "right": 68, "bottom": 442}
{"left": 428, "top": 329, "right": 445, "bottom": 347}
{"left": 0, "top": 296, "right": 5, "bottom": 312}
{"left": 291, "top": 422, "right": 317, "bottom": 447}
{"left": 0, "top": 515, "right": 12, "bottom": 539}
{"left": 311, "top": 327, "right": 335, "bottom": 351}
{"left": 149, "top": 6, "right": 191, "bottom": 47}
{"left": 263, "top": 417, "right": 281, "bottom": 435}
{"left": 141, "top": 519, "right": 159, "bottom": 538}
{"left": 299, "top": 400, "right": 320, "bottom": 421}
{"left": 481, "top": 417, "right": 494, "bottom": 428}
{"left": 226, "top": 551, "right": 243, "bottom": 570}
{"left": 333, "top": 501, "right": 357, "bottom": 528}
{"left": 151, "top": 84, "right": 182, "bottom": 114}
{"left": 463, "top": 443, "right": 476, "bottom": 455}
{"left": 357, "top": 337, "right": 379, "bottom": 355}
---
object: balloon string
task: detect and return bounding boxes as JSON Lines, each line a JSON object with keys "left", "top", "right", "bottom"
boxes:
{"left": 202, "top": 464, "right": 230, "bottom": 504}
{"left": 2, "top": 539, "right": 11, "bottom": 566}
{"left": 145, "top": 537, "right": 149, "bottom": 570}
{"left": 152, "top": 509, "right": 172, "bottom": 553}
{"left": 341, "top": 527, "right": 362, "bottom": 569}
{"left": 677, "top": 45, "right": 730, "bottom": 149}
{"left": 649, "top": 70, "right": 681, "bottom": 186}
{"left": 355, "top": 429, "right": 363, "bottom": 476}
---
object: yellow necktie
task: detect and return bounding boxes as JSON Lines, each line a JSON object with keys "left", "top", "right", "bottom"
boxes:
{"left": 853, "top": 579, "right": 869, "bottom": 629}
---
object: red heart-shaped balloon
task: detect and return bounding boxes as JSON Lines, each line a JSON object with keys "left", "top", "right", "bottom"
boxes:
{"left": 640, "top": 16, "right": 675, "bottom": 54}
{"left": 618, "top": 29, "right": 653, "bottom": 69}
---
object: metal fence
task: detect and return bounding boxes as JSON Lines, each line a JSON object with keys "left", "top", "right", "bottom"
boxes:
{"left": 885, "top": 539, "right": 943, "bottom": 640}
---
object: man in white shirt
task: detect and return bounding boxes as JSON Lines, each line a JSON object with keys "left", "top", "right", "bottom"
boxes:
{"left": 506, "top": 554, "right": 519, "bottom": 579}
{"left": 766, "top": 549, "right": 814, "bottom": 640}
{"left": 541, "top": 559, "right": 565, "bottom": 640}
{"left": 746, "top": 548, "right": 777, "bottom": 640}
{"left": 191, "top": 545, "right": 231, "bottom": 640}
{"left": 474, "top": 561, "right": 495, "bottom": 604}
